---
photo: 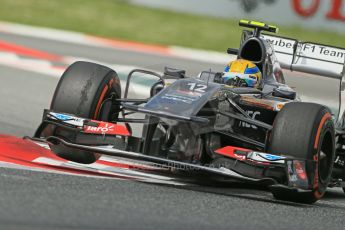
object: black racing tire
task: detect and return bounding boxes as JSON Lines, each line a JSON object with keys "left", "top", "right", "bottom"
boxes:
{"left": 268, "top": 102, "right": 335, "bottom": 204}
{"left": 50, "top": 61, "right": 121, "bottom": 164}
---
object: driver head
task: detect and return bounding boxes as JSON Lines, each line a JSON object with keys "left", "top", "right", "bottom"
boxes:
{"left": 223, "top": 59, "right": 262, "bottom": 88}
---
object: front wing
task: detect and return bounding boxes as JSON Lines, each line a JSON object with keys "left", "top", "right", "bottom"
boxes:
{"left": 35, "top": 110, "right": 316, "bottom": 192}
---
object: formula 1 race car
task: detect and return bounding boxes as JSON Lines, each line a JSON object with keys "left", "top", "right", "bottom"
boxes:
{"left": 30, "top": 20, "right": 345, "bottom": 204}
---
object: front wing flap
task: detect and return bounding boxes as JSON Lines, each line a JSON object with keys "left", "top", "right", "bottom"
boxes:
{"left": 215, "top": 145, "right": 314, "bottom": 190}
{"left": 39, "top": 110, "right": 131, "bottom": 137}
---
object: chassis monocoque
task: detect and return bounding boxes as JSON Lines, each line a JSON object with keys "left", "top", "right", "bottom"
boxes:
{"left": 31, "top": 20, "right": 345, "bottom": 204}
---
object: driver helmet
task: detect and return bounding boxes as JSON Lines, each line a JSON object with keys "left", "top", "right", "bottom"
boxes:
{"left": 223, "top": 59, "right": 262, "bottom": 88}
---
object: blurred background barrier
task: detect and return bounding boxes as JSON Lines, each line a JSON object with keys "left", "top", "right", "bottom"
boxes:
{"left": 130, "top": 0, "right": 345, "bottom": 34}
{"left": 0, "top": 0, "right": 344, "bottom": 52}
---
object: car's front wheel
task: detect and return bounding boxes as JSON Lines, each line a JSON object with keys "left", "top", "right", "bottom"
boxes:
{"left": 268, "top": 102, "right": 335, "bottom": 203}
{"left": 45, "top": 61, "right": 121, "bottom": 164}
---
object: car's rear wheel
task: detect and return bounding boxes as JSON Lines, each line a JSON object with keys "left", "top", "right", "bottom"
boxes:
{"left": 48, "top": 61, "right": 121, "bottom": 164}
{"left": 268, "top": 102, "right": 335, "bottom": 203}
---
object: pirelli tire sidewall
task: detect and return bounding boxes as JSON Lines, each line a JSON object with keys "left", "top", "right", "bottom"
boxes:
{"left": 269, "top": 102, "right": 335, "bottom": 203}
{"left": 312, "top": 111, "right": 335, "bottom": 199}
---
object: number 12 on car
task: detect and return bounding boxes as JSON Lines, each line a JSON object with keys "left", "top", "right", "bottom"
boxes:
{"left": 187, "top": 83, "right": 207, "bottom": 93}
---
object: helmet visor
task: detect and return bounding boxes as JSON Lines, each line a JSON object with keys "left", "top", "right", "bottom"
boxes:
{"left": 222, "top": 72, "right": 258, "bottom": 87}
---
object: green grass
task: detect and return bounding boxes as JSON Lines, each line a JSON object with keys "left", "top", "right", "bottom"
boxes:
{"left": 0, "top": 0, "right": 344, "bottom": 52}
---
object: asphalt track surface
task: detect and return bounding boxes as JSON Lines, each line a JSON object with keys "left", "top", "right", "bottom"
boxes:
{"left": 0, "top": 31, "right": 345, "bottom": 230}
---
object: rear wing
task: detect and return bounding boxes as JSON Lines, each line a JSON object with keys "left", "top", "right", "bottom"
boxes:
{"left": 261, "top": 34, "right": 345, "bottom": 125}
{"left": 262, "top": 34, "right": 345, "bottom": 79}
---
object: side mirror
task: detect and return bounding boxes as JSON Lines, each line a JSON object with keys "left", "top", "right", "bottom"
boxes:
{"left": 273, "top": 85, "right": 296, "bottom": 100}
{"left": 150, "top": 81, "right": 164, "bottom": 97}
{"left": 164, "top": 67, "right": 185, "bottom": 78}
{"left": 227, "top": 48, "right": 238, "bottom": 55}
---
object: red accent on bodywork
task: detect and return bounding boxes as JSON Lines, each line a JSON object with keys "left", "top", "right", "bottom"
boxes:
{"left": 215, "top": 146, "right": 249, "bottom": 161}
{"left": 0, "top": 40, "right": 61, "bottom": 61}
{"left": 83, "top": 121, "right": 130, "bottom": 136}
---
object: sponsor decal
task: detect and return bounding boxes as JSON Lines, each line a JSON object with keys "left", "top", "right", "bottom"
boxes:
{"left": 85, "top": 123, "right": 114, "bottom": 134}
{"left": 262, "top": 34, "right": 345, "bottom": 76}
{"left": 83, "top": 121, "right": 130, "bottom": 136}
{"left": 48, "top": 112, "right": 84, "bottom": 127}
{"left": 292, "top": 0, "right": 345, "bottom": 21}
{"left": 286, "top": 160, "right": 309, "bottom": 189}
{"left": 240, "top": 0, "right": 345, "bottom": 22}
{"left": 161, "top": 93, "right": 198, "bottom": 104}
{"left": 239, "top": 111, "right": 260, "bottom": 129}
{"left": 263, "top": 36, "right": 296, "bottom": 55}
{"left": 233, "top": 152, "right": 247, "bottom": 161}
{"left": 264, "top": 35, "right": 345, "bottom": 62}
{"left": 50, "top": 112, "right": 74, "bottom": 121}
{"left": 292, "top": 0, "right": 320, "bottom": 17}
{"left": 247, "top": 152, "right": 285, "bottom": 164}
{"left": 258, "top": 153, "right": 286, "bottom": 161}
{"left": 299, "top": 43, "right": 345, "bottom": 64}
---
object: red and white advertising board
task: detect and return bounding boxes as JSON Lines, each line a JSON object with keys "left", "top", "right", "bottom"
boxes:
{"left": 131, "top": 0, "right": 345, "bottom": 33}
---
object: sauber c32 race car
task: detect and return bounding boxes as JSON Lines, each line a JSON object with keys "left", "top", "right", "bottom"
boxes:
{"left": 29, "top": 20, "right": 345, "bottom": 204}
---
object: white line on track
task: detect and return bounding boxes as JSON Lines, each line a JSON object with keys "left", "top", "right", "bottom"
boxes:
{"left": 0, "top": 52, "right": 63, "bottom": 77}
{"left": 0, "top": 51, "right": 156, "bottom": 99}
{"left": 0, "top": 22, "right": 95, "bottom": 46}
{"left": 0, "top": 52, "right": 142, "bottom": 78}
